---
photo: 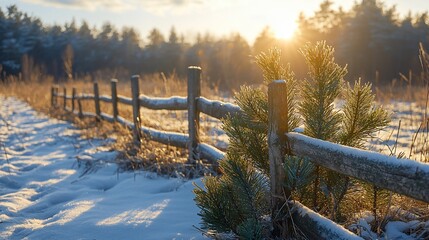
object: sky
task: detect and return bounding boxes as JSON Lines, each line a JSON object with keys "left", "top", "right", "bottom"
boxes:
{"left": 1, "top": 0, "right": 428, "bottom": 44}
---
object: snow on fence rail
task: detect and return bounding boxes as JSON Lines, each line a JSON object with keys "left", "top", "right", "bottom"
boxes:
{"left": 52, "top": 67, "right": 228, "bottom": 163}
{"left": 51, "top": 67, "right": 429, "bottom": 240}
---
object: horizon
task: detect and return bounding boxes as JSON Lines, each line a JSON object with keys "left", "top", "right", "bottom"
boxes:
{"left": 1, "top": 0, "right": 428, "bottom": 44}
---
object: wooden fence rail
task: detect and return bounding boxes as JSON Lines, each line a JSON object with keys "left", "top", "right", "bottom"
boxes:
{"left": 51, "top": 67, "right": 429, "bottom": 240}
{"left": 52, "top": 67, "right": 229, "bottom": 163}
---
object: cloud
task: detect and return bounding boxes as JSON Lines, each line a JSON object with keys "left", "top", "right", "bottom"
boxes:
{"left": 138, "top": 0, "right": 205, "bottom": 15}
{"left": 22, "top": 0, "right": 130, "bottom": 11}
{"left": 23, "top": 0, "right": 205, "bottom": 13}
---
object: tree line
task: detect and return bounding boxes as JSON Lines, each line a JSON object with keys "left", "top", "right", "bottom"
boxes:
{"left": 0, "top": 0, "right": 428, "bottom": 90}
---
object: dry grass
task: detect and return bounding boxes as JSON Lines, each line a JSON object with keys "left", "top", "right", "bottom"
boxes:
{"left": 0, "top": 73, "right": 220, "bottom": 179}
{"left": 375, "top": 80, "right": 429, "bottom": 106}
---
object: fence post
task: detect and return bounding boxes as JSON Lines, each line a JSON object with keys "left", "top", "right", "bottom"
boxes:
{"left": 71, "top": 87, "right": 76, "bottom": 112}
{"left": 54, "top": 86, "right": 59, "bottom": 107}
{"left": 51, "top": 86, "right": 55, "bottom": 107}
{"left": 268, "top": 80, "right": 290, "bottom": 238}
{"left": 187, "top": 66, "right": 201, "bottom": 164}
{"left": 78, "top": 99, "right": 83, "bottom": 118}
{"left": 63, "top": 87, "right": 67, "bottom": 110}
{"left": 111, "top": 79, "right": 119, "bottom": 122}
{"left": 131, "top": 75, "right": 141, "bottom": 144}
{"left": 93, "top": 82, "right": 101, "bottom": 121}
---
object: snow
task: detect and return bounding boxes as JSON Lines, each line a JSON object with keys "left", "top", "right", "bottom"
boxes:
{"left": 385, "top": 220, "right": 420, "bottom": 240}
{"left": 0, "top": 97, "right": 206, "bottom": 240}
{"left": 293, "top": 201, "right": 363, "bottom": 240}
{"left": 349, "top": 218, "right": 378, "bottom": 239}
{"left": 198, "top": 143, "right": 225, "bottom": 161}
{"left": 286, "top": 132, "right": 429, "bottom": 173}
{"left": 1, "top": 94, "right": 427, "bottom": 239}
{"left": 273, "top": 80, "right": 286, "bottom": 84}
{"left": 198, "top": 97, "right": 242, "bottom": 118}
{"left": 140, "top": 95, "right": 187, "bottom": 110}
{"left": 367, "top": 101, "right": 428, "bottom": 159}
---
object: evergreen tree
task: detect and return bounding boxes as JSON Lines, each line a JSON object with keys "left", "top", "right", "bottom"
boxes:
{"left": 194, "top": 47, "right": 299, "bottom": 238}
{"left": 299, "top": 41, "right": 346, "bottom": 211}
{"left": 297, "top": 0, "right": 347, "bottom": 46}
{"left": 194, "top": 42, "right": 390, "bottom": 238}
{"left": 1, "top": 3, "right": 427, "bottom": 90}
{"left": 162, "top": 26, "right": 183, "bottom": 75}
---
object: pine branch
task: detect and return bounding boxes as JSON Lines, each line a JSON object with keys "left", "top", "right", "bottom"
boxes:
{"left": 220, "top": 152, "right": 269, "bottom": 220}
{"left": 194, "top": 177, "right": 241, "bottom": 232}
{"left": 299, "top": 41, "right": 346, "bottom": 141}
{"left": 254, "top": 47, "right": 294, "bottom": 85}
{"left": 222, "top": 115, "right": 269, "bottom": 174}
{"left": 340, "top": 79, "right": 390, "bottom": 147}
{"left": 255, "top": 47, "right": 300, "bottom": 133}
{"left": 233, "top": 86, "right": 268, "bottom": 133}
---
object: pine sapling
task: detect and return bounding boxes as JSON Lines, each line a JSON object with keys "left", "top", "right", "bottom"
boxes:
{"left": 299, "top": 41, "right": 346, "bottom": 210}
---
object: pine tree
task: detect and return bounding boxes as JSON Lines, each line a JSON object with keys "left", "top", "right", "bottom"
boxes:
{"left": 255, "top": 47, "right": 300, "bottom": 134}
{"left": 194, "top": 42, "right": 390, "bottom": 238}
{"left": 194, "top": 47, "right": 299, "bottom": 238}
{"left": 340, "top": 79, "right": 390, "bottom": 147}
{"left": 335, "top": 79, "right": 390, "bottom": 222}
{"left": 299, "top": 41, "right": 346, "bottom": 212}
{"left": 194, "top": 152, "right": 270, "bottom": 237}
{"left": 299, "top": 42, "right": 390, "bottom": 221}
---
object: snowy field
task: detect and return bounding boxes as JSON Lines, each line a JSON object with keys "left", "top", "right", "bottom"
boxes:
{"left": 0, "top": 97, "right": 206, "bottom": 240}
{"left": 0, "top": 96, "right": 428, "bottom": 239}
{"left": 368, "top": 101, "right": 428, "bottom": 161}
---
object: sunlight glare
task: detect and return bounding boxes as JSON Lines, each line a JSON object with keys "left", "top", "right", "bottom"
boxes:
{"left": 270, "top": 16, "right": 297, "bottom": 40}
{"left": 97, "top": 199, "right": 170, "bottom": 227}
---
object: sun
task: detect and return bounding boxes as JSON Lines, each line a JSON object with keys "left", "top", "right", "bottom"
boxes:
{"left": 270, "top": 18, "right": 297, "bottom": 40}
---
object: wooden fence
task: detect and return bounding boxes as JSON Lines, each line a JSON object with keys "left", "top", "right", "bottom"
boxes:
{"left": 52, "top": 67, "right": 238, "bottom": 164}
{"left": 52, "top": 66, "right": 429, "bottom": 239}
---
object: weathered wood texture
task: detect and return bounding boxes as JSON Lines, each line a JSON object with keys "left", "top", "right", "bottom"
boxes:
{"left": 77, "top": 99, "right": 83, "bottom": 118}
{"left": 117, "top": 96, "right": 132, "bottom": 105}
{"left": 268, "top": 80, "right": 290, "bottom": 238}
{"left": 93, "top": 82, "right": 101, "bottom": 120}
{"left": 68, "top": 94, "right": 187, "bottom": 110}
{"left": 111, "top": 79, "right": 118, "bottom": 121}
{"left": 51, "top": 87, "right": 55, "bottom": 107}
{"left": 63, "top": 88, "right": 67, "bottom": 110}
{"left": 198, "top": 143, "right": 225, "bottom": 162}
{"left": 187, "top": 66, "right": 201, "bottom": 164}
{"left": 71, "top": 88, "right": 76, "bottom": 112}
{"left": 287, "top": 132, "right": 429, "bottom": 203}
{"left": 141, "top": 126, "right": 188, "bottom": 149}
{"left": 99, "top": 95, "right": 112, "bottom": 103}
{"left": 197, "top": 97, "right": 242, "bottom": 119}
{"left": 131, "top": 75, "right": 141, "bottom": 143}
{"left": 77, "top": 94, "right": 95, "bottom": 100}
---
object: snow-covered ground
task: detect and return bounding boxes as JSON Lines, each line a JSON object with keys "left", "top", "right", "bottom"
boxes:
{"left": 0, "top": 97, "right": 206, "bottom": 240}
{"left": 368, "top": 101, "right": 428, "bottom": 161}
{"left": 0, "top": 96, "right": 427, "bottom": 240}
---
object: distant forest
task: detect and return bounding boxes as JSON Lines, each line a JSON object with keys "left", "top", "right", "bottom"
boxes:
{"left": 0, "top": 0, "right": 428, "bottom": 90}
